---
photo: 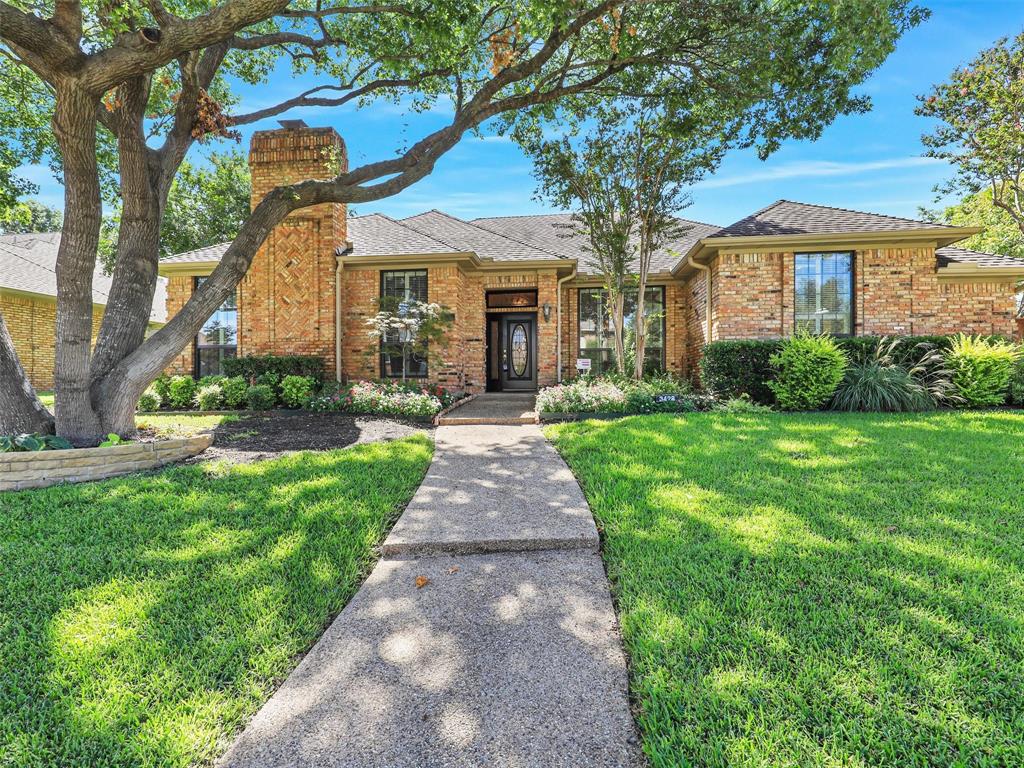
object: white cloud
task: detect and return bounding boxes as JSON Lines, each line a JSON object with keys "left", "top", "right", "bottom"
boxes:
{"left": 696, "top": 156, "right": 943, "bottom": 190}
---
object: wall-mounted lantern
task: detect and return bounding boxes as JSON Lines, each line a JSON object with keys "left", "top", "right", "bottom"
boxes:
{"left": 542, "top": 302, "right": 552, "bottom": 322}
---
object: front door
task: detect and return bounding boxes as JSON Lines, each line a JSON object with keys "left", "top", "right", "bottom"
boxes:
{"left": 498, "top": 313, "right": 537, "bottom": 391}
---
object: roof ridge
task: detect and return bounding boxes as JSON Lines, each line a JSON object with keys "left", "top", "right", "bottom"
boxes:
{"left": 405, "top": 209, "right": 568, "bottom": 260}
{"left": 393, "top": 212, "right": 467, "bottom": 252}
{"left": 773, "top": 198, "right": 939, "bottom": 226}
{"left": 470, "top": 212, "right": 570, "bottom": 221}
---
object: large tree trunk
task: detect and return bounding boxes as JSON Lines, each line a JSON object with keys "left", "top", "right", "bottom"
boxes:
{"left": 0, "top": 310, "right": 54, "bottom": 434}
{"left": 90, "top": 76, "right": 163, "bottom": 393}
{"left": 52, "top": 85, "right": 104, "bottom": 445}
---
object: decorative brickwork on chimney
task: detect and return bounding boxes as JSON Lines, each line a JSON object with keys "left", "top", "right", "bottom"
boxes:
{"left": 241, "top": 125, "right": 346, "bottom": 374}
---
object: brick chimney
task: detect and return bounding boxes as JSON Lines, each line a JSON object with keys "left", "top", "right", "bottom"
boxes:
{"left": 239, "top": 122, "right": 347, "bottom": 373}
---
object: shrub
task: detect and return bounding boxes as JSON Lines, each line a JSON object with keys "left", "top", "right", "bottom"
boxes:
{"left": 1010, "top": 357, "right": 1024, "bottom": 406}
{"left": 196, "top": 383, "right": 224, "bottom": 410}
{"left": 137, "top": 389, "right": 161, "bottom": 412}
{"left": 166, "top": 375, "right": 198, "bottom": 410}
{"left": 152, "top": 375, "right": 172, "bottom": 406}
{"left": 197, "top": 375, "right": 225, "bottom": 388}
{"left": 768, "top": 332, "right": 848, "bottom": 410}
{"left": 345, "top": 380, "right": 443, "bottom": 417}
{"left": 699, "top": 340, "right": 781, "bottom": 404}
{"left": 280, "top": 375, "right": 314, "bottom": 409}
{"left": 717, "top": 394, "right": 773, "bottom": 414}
{"left": 220, "top": 376, "right": 248, "bottom": 409}
{"left": 223, "top": 354, "right": 324, "bottom": 382}
{"left": 946, "top": 333, "right": 1021, "bottom": 407}
{"left": 245, "top": 384, "right": 277, "bottom": 411}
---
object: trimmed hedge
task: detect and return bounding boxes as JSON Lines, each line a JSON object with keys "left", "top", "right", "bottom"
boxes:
{"left": 223, "top": 354, "right": 325, "bottom": 382}
{"left": 700, "top": 335, "right": 983, "bottom": 405}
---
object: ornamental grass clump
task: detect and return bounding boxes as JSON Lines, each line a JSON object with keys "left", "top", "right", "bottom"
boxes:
{"left": 768, "top": 332, "right": 847, "bottom": 410}
{"left": 946, "top": 333, "right": 1021, "bottom": 407}
{"left": 832, "top": 337, "right": 956, "bottom": 412}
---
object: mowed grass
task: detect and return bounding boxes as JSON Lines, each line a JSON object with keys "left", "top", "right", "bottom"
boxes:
{"left": 547, "top": 412, "right": 1024, "bottom": 768}
{"left": 135, "top": 412, "right": 239, "bottom": 437}
{"left": 0, "top": 435, "right": 432, "bottom": 768}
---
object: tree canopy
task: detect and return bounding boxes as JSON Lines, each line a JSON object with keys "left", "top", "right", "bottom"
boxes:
{"left": 0, "top": 0, "right": 926, "bottom": 441}
{"left": 0, "top": 199, "right": 64, "bottom": 234}
{"left": 917, "top": 31, "right": 1024, "bottom": 235}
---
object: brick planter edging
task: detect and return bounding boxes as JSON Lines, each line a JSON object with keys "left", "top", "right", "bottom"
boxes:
{"left": 0, "top": 434, "right": 214, "bottom": 492}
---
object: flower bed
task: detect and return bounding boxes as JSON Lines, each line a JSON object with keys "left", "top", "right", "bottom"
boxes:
{"left": 537, "top": 374, "right": 714, "bottom": 415}
{"left": 309, "top": 380, "right": 465, "bottom": 419}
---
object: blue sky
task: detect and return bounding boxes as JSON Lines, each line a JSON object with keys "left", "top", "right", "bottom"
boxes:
{"left": 21, "top": 0, "right": 1024, "bottom": 226}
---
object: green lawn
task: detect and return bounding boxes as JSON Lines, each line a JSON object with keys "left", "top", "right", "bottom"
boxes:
{"left": 135, "top": 412, "right": 238, "bottom": 437}
{"left": 547, "top": 412, "right": 1024, "bottom": 768}
{"left": 0, "top": 435, "right": 432, "bottom": 767}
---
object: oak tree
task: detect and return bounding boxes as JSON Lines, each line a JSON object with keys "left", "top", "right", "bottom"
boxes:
{"left": 0, "top": 0, "right": 924, "bottom": 442}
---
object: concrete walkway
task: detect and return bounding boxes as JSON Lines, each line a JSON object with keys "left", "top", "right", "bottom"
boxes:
{"left": 219, "top": 425, "right": 644, "bottom": 768}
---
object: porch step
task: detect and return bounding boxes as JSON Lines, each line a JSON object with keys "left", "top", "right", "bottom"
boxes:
{"left": 437, "top": 392, "right": 538, "bottom": 427}
{"left": 437, "top": 414, "right": 537, "bottom": 426}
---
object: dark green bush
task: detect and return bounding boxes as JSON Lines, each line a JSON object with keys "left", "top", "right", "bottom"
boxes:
{"left": 769, "top": 332, "right": 848, "bottom": 410}
{"left": 167, "top": 375, "right": 198, "bottom": 410}
{"left": 245, "top": 384, "right": 276, "bottom": 411}
{"left": 220, "top": 376, "right": 248, "bottom": 409}
{"left": 699, "top": 339, "right": 781, "bottom": 404}
{"left": 223, "top": 354, "right": 325, "bottom": 383}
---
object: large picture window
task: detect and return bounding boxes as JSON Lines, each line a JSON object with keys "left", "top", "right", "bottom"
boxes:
{"left": 380, "top": 269, "right": 428, "bottom": 378}
{"left": 194, "top": 276, "right": 237, "bottom": 377}
{"left": 577, "top": 286, "right": 665, "bottom": 375}
{"left": 794, "top": 252, "right": 854, "bottom": 335}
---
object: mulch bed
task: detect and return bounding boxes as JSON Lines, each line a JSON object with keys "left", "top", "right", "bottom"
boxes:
{"left": 189, "top": 411, "right": 433, "bottom": 465}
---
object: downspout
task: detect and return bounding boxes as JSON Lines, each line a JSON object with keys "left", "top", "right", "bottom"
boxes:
{"left": 556, "top": 266, "right": 577, "bottom": 383}
{"left": 691, "top": 260, "right": 712, "bottom": 343}
{"left": 335, "top": 259, "right": 344, "bottom": 383}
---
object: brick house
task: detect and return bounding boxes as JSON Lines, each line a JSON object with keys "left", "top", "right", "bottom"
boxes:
{"left": 0, "top": 232, "right": 167, "bottom": 390}
{"left": 156, "top": 122, "right": 1024, "bottom": 392}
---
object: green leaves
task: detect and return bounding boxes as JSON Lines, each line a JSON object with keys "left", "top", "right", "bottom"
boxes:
{"left": 917, "top": 32, "right": 1024, "bottom": 234}
{"left": 0, "top": 433, "right": 73, "bottom": 452}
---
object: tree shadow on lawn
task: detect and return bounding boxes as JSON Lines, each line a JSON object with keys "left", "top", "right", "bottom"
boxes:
{"left": 551, "top": 412, "right": 1024, "bottom": 768}
{"left": 0, "top": 436, "right": 432, "bottom": 768}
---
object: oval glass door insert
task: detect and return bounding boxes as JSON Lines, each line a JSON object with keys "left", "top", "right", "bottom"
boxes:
{"left": 511, "top": 324, "right": 528, "bottom": 377}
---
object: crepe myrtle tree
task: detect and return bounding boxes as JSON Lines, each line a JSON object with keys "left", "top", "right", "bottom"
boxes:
{"left": 527, "top": 104, "right": 719, "bottom": 377}
{"left": 0, "top": 0, "right": 925, "bottom": 443}
{"left": 365, "top": 298, "right": 453, "bottom": 382}
{"left": 918, "top": 33, "right": 1024, "bottom": 235}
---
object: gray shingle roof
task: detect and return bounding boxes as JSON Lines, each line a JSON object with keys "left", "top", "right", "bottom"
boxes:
{"left": 472, "top": 212, "right": 721, "bottom": 274}
{"left": 936, "top": 245, "right": 1024, "bottom": 270}
{"left": 161, "top": 241, "right": 231, "bottom": 265}
{"left": 401, "top": 210, "right": 564, "bottom": 262}
{"left": 0, "top": 232, "right": 167, "bottom": 322}
{"left": 710, "top": 199, "right": 943, "bottom": 238}
{"left": 344, "top": 213, "right": 456, "bottom": 256}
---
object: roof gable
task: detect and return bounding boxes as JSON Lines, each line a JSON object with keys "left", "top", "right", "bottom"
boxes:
{"left": 711, "top": 200, "right": 943, "bottom": 238}
{"left": 401, "top": 210, "right": 564, "bottom": 262}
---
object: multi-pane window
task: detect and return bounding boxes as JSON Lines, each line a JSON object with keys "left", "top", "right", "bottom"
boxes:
{"left": 380, "top": 269, "right": 428, "bottom": 378}
{"left": 578, "top": 286, "right": 665, "bottom": 375}
{"left": 194, "top": 276, "right": 237, "bottom": 377}
{"left": 794, "top": 252, "right": 853, "bottom": 335}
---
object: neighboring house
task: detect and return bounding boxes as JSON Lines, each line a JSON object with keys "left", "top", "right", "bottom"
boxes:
{"left": 0, "top": 232, "right": 167, "bottom": 390}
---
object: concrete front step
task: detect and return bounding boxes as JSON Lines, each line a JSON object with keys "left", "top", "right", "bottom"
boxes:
{"left": 437, "top": 415, "right": 537, "bottom": 426}
{"left": 382, "top": 424, "right": 598, "bottom": 558}
{"left": 217, "top": 551, "right": 644, "bottom": 768}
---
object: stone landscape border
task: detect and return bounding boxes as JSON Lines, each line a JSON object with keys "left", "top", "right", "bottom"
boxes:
{"left": 0, "top": 434, "right": 214, "bottom": 492}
